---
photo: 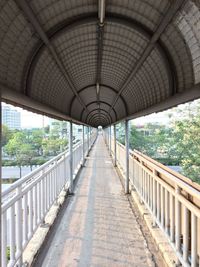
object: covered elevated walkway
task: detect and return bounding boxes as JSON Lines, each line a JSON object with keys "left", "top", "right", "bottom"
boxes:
{"left": 34, "top": 135, "right": 156, "bottom": 267}
{"left": 1, "top": 0, "right": 200, "bottom": 266}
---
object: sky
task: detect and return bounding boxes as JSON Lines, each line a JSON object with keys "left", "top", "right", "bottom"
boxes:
{"left": 2, "top": 103, "right": 50, "bottom": 129}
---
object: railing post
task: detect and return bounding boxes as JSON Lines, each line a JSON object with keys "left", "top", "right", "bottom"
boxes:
{"left": 82, "top": 125, "right": 85, "bottom": 166}
{"left": 114, "top": 124, "right": 117, "bottom": 167}
{"left": 69, "top": 121, "right": 73, "bottom": 194}
{"left": 125, "top": 120, "right": 129, "bottom": 194}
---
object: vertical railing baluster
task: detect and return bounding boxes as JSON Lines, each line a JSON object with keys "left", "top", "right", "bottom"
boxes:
{"left": 170, "top": 193, "right": 175, "bottom": 243}
{"left": 175, "top": 185, "right": 181, "bottom": 265}
{"left": 10, "top": 205, "right": 16, "bottom": 265}
{"left": 16, "top": 186, "right": 23, "bottom": 266}
{"left": 2, "top": 211, "right": 7, "bottom": 267}
{"left": 165, "top": 189, "right": 169, "bottom": 235}
{"left": 33, "top": 185, "right": 37, "bottom": 230}
{"left": 191, "top": 213, "right": 197, "bottom": 267}
{"left": 38, "top": 181, "right": 41, "bottom": 224}
{"left": 28, "top": 189, "right": 33, "bottom": 239}
{"left": 23, "top": 194, "right": 28, "bottom": 247}
{"left": 153, "top": 170, "right": 157, "bottom": 226}
{"left": 41, "top": 177, "right": 45, "bottom": 220}
{"left": 183, "top": 206, "right": 189, "bottom": 263}
{"left": 157, "top": 182, "right": 160, "bottom": 222}
{"left": 161, "top": 186, "right": 165, "bottom": 229}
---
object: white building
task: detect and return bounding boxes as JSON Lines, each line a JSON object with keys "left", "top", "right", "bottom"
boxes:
{"left": 2, "top": 104, "right": 21, "bottom": 130}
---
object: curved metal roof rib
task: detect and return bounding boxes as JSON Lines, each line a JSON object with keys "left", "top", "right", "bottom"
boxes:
{"left": 1, "top": 0, "right": 200, "bottom": 127}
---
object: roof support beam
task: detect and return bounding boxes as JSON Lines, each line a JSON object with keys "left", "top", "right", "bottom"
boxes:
{"left": 115, "top": 82, "right": 200, "bottom": 124}
{"left": 23, "top": 15, "right": 175, "bottom": 121}
{"left": 1, "top": 83, "right": 88, "bottom": 126}
{"left": 108, "top": 0, "right": 186, "bottom": 114}
{"left": 70, "top": 84, "right": 127, "bottom": 120}
{"left": 88, "top": 112, "right": 111, "bottom": 124}
{"left": 88, "top": 113, "right": 110, "bottom": 125}
{"left": 93, "top": 120, "right": 107, "bottom": 127}
{"left": 96, "top": 0, "right": 106, "bottom": 123}
{"left": 15, "top": 0, "right": 88, "bottom": 114}
{"left": 81, "top": 100, "right": 118, "bottom": 121}
{"left": 85, "top": 108, "right": 113, "bottom": 123}
{"left": 90, "top": 117, "right": 108, "bottom": 127}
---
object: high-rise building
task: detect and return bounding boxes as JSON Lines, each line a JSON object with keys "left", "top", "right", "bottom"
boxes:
{"left": 2, "top": 104, "right": 21, "bottom": 130}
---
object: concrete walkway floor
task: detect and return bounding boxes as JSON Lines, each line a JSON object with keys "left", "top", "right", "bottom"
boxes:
{"left": 35, "top": 135, "right": 155, "bottom": 267}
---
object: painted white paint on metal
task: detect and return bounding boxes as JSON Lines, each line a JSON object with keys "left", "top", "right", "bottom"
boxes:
{"left": 109, "top": 139, "right": 200, "bottom": 267}
{"left": 125, "top": 120, "right": 129, "bottom": 194}
{"left": 1, "top": 128, "right": 97, "bottom": 267}
{"left": 114, "top": 124, "right": 117, "bottom": 167}
{"left": 69, "top": 121, "right": 73, "bottom": 194}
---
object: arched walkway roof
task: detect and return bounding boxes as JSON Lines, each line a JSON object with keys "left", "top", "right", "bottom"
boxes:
{"left": 1, "top": 0, "right": 200, "bottom": 127}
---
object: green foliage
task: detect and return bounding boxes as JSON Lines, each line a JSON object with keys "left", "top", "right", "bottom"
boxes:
{"left": 3, "top": 120, "right": 69, "bottom": 172}
{"left": 2, "top": 124, "right": 12, "bottom": 147}
{"left": 42, "top": 137, "right": 68, "bottom": 156}
{"left": 116, "top": 122, "right": 125, "bottom": 145}
{"left": 174, "top": 118, "right": 200, "bottom": 183}
{"left": 4, "top": 132, "right": 37, "bottom": 176}
{"left": 122, "top": 100, "right": 200, "bottom": 184}
{"left": 7, "top": 247, "right": 10, "bottom": 261}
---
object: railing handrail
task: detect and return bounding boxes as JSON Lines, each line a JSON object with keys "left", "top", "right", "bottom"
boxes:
{"left": 116, "top": 140, "right": 200, "bottom": 200}
{"left": 1, "top": 131, "right": 97, "bottom": 267}
{"left": 2, "top": 141, "right": 82, "bottom": 198}
{"left": 109, "top": 136, "right": 200, "bottom": 266}
{"left": 133, "top": 148, "right": 200, "bottom": 192}
{"left": 132, "top": 150, "right": 200, "bottom": 200}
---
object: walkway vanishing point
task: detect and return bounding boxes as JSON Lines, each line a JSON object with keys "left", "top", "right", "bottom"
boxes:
{"left": 33, "top": 135, "right": 162, "bottom": 267}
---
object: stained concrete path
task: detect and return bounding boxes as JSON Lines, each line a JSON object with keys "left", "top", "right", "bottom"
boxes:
{"left": 36, "top": 135, "right": 154, "bottom": 267}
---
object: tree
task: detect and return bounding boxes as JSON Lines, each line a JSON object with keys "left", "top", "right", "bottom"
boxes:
{"left": 42, "top": 137, "right": 67, "bottom": 156}
{"left": 29, "top": 129, "right": 43, "bottom": 156}
{"left": 5, "top": 132, "right": 36, "bottom": 177}
{"left": 129, "top": 125, "right": 146, "bottom": 152}
{"left": 173, "top": 118, "right": 200, "bottom": 183}
{"left": 2, "top": 124, "right": 12, "bottom": 147}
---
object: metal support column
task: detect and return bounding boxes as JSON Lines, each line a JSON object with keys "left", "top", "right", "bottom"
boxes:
{"left": 107, "top": 127, "right": 109, "bottom": 146}
{"left": 114, "top": 124, "right": 117, "bottom": 167}
{"left": 87, "top": 126, "right": 89, "bottom": 155}
{"left": 125, "top": 120, "right": 129, "bottom": 194}
{"left": 89, "top": 127, "right": 92, "bottom": 146}
{"left": 69, "top": 121, "right": 73, "bottom": 194}
{"left": 109, "top": 126, "right": 111, "bottom": 155}
{"left": 0, "top": 98, "right": 2, "bottom": 266}
{"left": 82, "top": 125, "right": 85, "bottom": 166}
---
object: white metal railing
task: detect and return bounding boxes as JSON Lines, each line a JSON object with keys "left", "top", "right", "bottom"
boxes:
{"left": 1, "top": 132, "right": 97, "bottom": 267}
{"left": 109, "top": 138, "right": 200, "bottom": 267}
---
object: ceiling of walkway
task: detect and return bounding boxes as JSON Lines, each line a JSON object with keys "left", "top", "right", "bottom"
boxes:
{"left": 1, "top": 0, "right": 200, "bottom": 127}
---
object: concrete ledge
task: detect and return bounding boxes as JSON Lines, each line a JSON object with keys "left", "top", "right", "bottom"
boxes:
{"left": 22, "top": 141, "right": 97, "bottom": 266}
{"left": 23, "top": 189, "right": 68, "bottom": 266}
{"left": 130, "top": 190, "right": 177, "bottom": 267}
{"left": 115, "top": 162, "right": 177, "bottom": 267}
